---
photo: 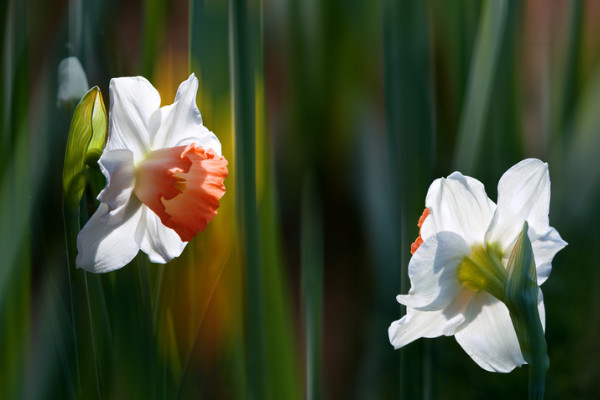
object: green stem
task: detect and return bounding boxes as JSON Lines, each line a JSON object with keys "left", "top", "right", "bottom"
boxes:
{"left": 83, "top": 271, "right": 102, "bottom": 399}
{"left": 528, "top": 357, "right": 548, "bottom": 400}
{"left": 152, "top": 266, "right": 164, "bottom": 330}
{"left": 63, "top": 203, "right": 102, "bottom": 398}
{"left": 62, "top": 205, "right": 82, "bottom": 397}
{"left": 135, "top": 255, "right": 158, "bottom": 397}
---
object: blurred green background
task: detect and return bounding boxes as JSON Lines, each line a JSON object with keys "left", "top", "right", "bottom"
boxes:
{"left": 1, "top": 0, "right": 599, "bottom": 398}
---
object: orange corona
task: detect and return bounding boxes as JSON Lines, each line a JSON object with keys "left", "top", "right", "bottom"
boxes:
{"left": 410, "top": 208, "right": 429, "bottom": 254}
{"left": 135, "top": 143, "right": 228, "bottom": 241}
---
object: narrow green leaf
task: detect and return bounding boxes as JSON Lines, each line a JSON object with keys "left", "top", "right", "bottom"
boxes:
{"left": 560, "top": 59, "right": 600, "bottom": 217}
{"left": 453, "top": 0, "right": 507, "bottom": 174}
{"left": 0, "top": 1, "right": 30, "bottom": 397}
{"left": 553, "top": 0, "right": 583, "bottom": 141}
{"left": 230, "top": 0, "right": 266, "bottom": 397}
{"left": 257, "top": 81, "right": 302, "bottom": 399}
{"left": 383, "top": 0, "right": 435, "bottom": 398}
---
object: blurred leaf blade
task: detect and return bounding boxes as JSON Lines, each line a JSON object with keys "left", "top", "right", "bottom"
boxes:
{"left": 229, "top": 0, "right": 266, "bottom": 398}
{"left": 256, "top": 77, "right": 302, "bottom": 399}
{"left": 383, "top": 0, "right": 436, "bottom": 398}
{"left": 0, "top": 0, "right": 30, "bottom": 398}
{"left": 453, "top": 0, "right": 508, "bottom": 174}
{"left": 301, "top": 173, "right": 323, "bottom": 400}
{"left": 141, "top": 0, "right": 168, "bottom": 77}
{"left": 561, "top": 58, "right": 600, "bottom": 215}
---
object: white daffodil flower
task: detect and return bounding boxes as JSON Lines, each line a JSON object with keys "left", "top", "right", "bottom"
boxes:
{"left": 76, "top": 74, "right": 228, "bottom": 273}
{"left": 388, "top": 159, "right": 566, "bottom": 372}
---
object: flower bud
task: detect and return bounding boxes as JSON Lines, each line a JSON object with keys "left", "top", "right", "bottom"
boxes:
{"left": 62, "top": 86, "right": 107, "bottom": 209}
{"left": 504, "top": 221, "right": 549, "bottom": 400}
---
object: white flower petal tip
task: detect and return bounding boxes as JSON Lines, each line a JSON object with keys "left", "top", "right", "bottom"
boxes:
{"left": 420, "top": 172, "right": 495, "bottom": 246}
{"left": 150, "top": 73, "right": 222, "bottom": 153}
{"left": 390, "top": 158, "right": 565, "bottom": 374}
{"left": 77, "top": 75, "right": 228, "bottom": 273}
{"left": 455, "top": 293, "right": 525, "bottom": 373}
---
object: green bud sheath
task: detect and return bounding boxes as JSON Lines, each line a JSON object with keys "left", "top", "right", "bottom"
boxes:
{"left": 504, "top": 221, "right": 549, "bottom": 400}
{"left": 62, "top": 86, "right": 107, "bottom": 210}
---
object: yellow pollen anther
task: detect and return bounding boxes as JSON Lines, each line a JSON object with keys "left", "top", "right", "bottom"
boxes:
{"left": 173, "top": 175, "right": 186, "bottom": 193}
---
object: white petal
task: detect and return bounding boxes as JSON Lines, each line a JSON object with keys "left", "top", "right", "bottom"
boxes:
{"left": 76, "top": 201, "right": 143, "bottom": 273}
{"left": 420, "top": 172, "right": 495, "bottom": 246}
{"left": 530, "top": 226, "right": 567, "bottom": 285}
{"left": 537, "top": 289, "right": 546, "bottom": 332}
{"left": 136, "top": 207, "right": 187, "bottom": 264}
{"left": 398, "top": 232, "right": 470, "bottom": 311}
{"left": 485, "top": 159, "right": 551, "bottom": 251}
{"left": 454, "top": 292, "right": 525, "bottom": 372}
{"left": 389, "top": 288, "right": 473, "bottom": 349}
{"left": 106, "top": 76, "right": 161, "bottom": 159}
{"left": 96, "top": 149, "right": 136, "bottom": 224}
{"left": 148, "top": 74, "right": 222, "bottom": 154}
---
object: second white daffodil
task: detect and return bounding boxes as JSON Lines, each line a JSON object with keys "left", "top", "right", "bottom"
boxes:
{"left": 77, "top": 74, "right": 227, "bottom": 273}
{"left": 388, "top": 159, "right": 566, "bottom": 373}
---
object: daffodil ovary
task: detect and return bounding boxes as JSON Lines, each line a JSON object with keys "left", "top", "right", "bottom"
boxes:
{"left": 457, "top": 243, "right": 507, "bottom": 302}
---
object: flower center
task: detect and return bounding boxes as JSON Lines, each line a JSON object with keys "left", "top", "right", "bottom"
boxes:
{"left": 134, "top": 143, "right": 228, "bottom": 241}
{"left": 410, "top": 208, "right": 430, "bottom": 254}
{"left": 456, "top": 243, "right": 507, "bottom": 302}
